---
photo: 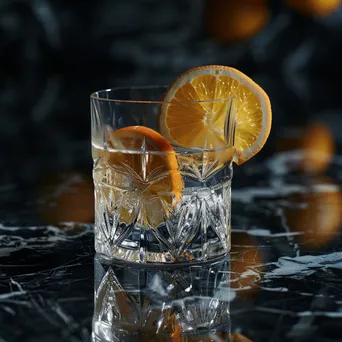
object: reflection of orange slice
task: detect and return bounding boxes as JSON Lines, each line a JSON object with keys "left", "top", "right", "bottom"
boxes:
{"left": 230, "top": 333, "right": 253, "bottom": 342}
{"left": 159, "top": 65, "right": 272, "bottom": 165}
{"left": 106, "top": 126, "right": 183, "bottom": 228}
{"left": 231, "top": 233, "right": 263, "bottom": 297}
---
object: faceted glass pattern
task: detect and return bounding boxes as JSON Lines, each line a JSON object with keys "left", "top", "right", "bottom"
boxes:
{"left": 92, "top": 255, "right": 231, "bottom": 341}
{"left": 94, "top": 158, "right": 231, "bottom": 263}
{"left": 91, "top": 86, "right": 234, "bottom": 263}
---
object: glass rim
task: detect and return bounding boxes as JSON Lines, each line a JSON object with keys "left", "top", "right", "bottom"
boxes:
{"left": 90, "top": 85, "right": 235, "bottom": 105}
{"left": 99, "top": 144, "right": 235, "bottom": 156}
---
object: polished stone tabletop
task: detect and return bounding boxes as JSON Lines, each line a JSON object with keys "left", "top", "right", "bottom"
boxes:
{"left": 1, "top": 151, "right": 342, "bottom": 342}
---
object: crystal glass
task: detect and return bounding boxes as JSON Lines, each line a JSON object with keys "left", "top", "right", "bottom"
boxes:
{"left": 91, "top": 86, "right": 235, "bottom": 264}
{"left": 92, "top": 254, "right": 231, "bottom": 341}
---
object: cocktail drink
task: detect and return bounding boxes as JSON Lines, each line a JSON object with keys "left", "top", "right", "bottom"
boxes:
{"left": 91, "top": 66, "right": 271, "bottom": 264}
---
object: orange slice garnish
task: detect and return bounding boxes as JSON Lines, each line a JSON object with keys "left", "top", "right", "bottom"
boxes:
{"left": 159, "top": 65, "right": 272, "bottom": 165}
{"left": 105, "top": 126, "right": 183, "bottom": 228}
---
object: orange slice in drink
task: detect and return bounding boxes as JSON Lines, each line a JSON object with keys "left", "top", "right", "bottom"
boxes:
{"left": 159, "top": 65, "right": 272, "bottom": 165}
{"left": 105, "top": 126, "right": 183, "bottom": 228}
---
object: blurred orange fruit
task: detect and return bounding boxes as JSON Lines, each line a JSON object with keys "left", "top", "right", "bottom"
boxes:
{"left": 37, "top": 172, "right": 94, "bottom": 224}
{"left": 299, "top": 123, "right": 335, "bottom": 174}
{"left": 285, "top": 0, "right": 341, "bottom": 16}
{"left": 284, "top": 177, "right": 342, "bottom": 248}
{"left": 160, "top": 65, "right": 272, "bottom": 165}
{"left": 205, "top": 0, "right": 269, "bottom": 42}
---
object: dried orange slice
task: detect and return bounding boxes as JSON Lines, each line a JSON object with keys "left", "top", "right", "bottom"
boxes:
{"left": 105, "top": 126, "right": 183, "bottom": 228}
{"left": 159, "top": 65, "right": 272, "bottom": 165}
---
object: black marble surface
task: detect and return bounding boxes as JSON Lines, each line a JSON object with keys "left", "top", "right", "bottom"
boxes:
{"left": 1, "top": 151, "right": 342, "bottom": 341}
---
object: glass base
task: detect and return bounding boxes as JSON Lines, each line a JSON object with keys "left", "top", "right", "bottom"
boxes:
{"left": 95, "top": 243, "right": 231, "bottom": 266}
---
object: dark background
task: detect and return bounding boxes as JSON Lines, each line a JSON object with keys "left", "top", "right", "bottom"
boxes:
{"left": 1, "top": 2, "right": 342, "bottom": 341}
{"left": 1, "top": 0, "right": 342, "bottom": 224}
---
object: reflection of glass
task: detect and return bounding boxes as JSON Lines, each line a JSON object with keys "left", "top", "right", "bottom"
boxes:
{"left": 91, "top": 87, "right": 235, "bottom": 264}
{"left": 92, "top": 254, "right": 231, "bottom": 341}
